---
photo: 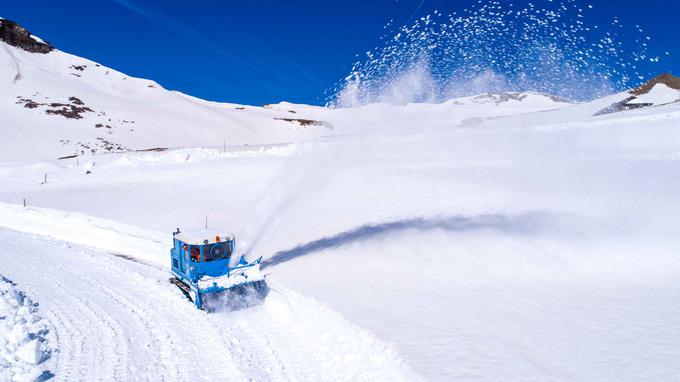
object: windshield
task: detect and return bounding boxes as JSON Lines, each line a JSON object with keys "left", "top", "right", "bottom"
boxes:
{"left": 190, "top": 246, "right": 200, "bottom": 262}
{"left": 204, "top": 243, "right": 231, "bottom": 262}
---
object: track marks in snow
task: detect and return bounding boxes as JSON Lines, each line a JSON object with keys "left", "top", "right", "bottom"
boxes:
{"left": 222, "top": 284, "right": 420, "bottom": 382}
{"left": 52, "top": 280, "right": 126, "bottom": 380}
{"left": 0, "top": 230, "right": 245, "bottom": 381}
{"left": 0, "top": 228, "right": 417, "bottom": 381}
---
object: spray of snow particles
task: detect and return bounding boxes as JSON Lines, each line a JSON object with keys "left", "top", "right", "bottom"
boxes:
{"left": 239, "top": 0, "right": 669, "bottom": 260}
{"left": 328, "top": 0, "right": 664, "bottom": 106}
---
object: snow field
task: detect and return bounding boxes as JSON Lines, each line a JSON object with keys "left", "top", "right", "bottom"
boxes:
{"left": 272, "top": 226, "right": 680, "bottom": 381}
{"left": 2, "top": 94, "right": 680, "bottom": 380}
{"left": 239, "top": 98, "right": 680, "bottom": 380}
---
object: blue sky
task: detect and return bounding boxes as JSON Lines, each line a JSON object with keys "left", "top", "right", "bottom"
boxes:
{"left": 3, "top": 0, "right": 679, "bottom": 105}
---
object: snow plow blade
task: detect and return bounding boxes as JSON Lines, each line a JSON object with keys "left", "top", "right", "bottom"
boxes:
{"left": 199, "top": 279, "right": 269, "bottom": 312}
{"left": 171, "top": 277, "right": 268, "bottom": 312}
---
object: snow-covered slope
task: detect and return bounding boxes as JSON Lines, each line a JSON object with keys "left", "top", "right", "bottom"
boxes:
{"left": 0, "top": 20, "right": 332, "bottom": 162}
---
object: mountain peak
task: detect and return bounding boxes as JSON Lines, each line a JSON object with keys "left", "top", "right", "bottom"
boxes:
{"left": 631, "top": 73, "right": 680, "bottom": 96}
{"left": 0, "top": 18, "right": 54, "bottom": 54}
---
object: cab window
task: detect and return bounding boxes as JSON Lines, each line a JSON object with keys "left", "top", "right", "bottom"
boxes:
{"left": 190, "top": 246, "right": 200, "bottom": 262}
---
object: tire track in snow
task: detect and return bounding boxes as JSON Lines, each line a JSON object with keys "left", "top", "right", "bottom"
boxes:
{"left": 0, "top": 210, "right": 418, "bottom": 381}
{"left": 0, "top": 231, "right": 248, "bottom": 381}
{"left": 39, "top": 286, "right": 80, "bottom": 381}
{"left": 86, "top": 255, "right": 250, "bottom": 380}
{"left": 208, "top": 314, "right": 284, "bottom": 381}
{"left": 74, "top": 272, "right": 168, "bottom": 380}
{"left": 227, "top": 315, "right": 289, "bottom": 380}
{"left": 59, "top": 282, "right": 123, "bottom": 381}
{"left": 223, "top": 290, "right": 325, "bottom": 381}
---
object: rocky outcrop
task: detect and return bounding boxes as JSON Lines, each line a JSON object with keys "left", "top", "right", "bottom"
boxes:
{"left": 274, "top": 117, "right": 333, "bottom": 128}
{"left": 16, "top": 96, "right": 93, "bottom": 119}
{"left": 0, "top": 19, "right": 54, "bottom": 54}
{"left": 473, "top": 92, "right": 572, "bottom": 105}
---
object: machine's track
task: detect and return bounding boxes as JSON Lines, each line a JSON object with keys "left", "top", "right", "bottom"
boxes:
{"left": 169, "top": 277, "right": 192, "bottom": 301}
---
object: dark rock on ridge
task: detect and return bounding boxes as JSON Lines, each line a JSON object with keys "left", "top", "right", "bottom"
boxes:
{"left": 0, "top": 18, "right": 54, "bottom": 53}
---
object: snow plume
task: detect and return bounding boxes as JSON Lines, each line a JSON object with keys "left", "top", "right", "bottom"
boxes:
{"left": 328, "top": 0, "right": 661, "bottom": 106}
{"left": 336, "top": 57, "right": 437, "bottom": 106}
{"left": 238, "top": 142, "right": 336, "bottom": 258}
{"left": 443, "top": 69, "right": 511, "bottom": 99}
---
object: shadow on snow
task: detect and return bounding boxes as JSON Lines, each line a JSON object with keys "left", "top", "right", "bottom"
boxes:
{"left": 261, "top": 212, "right": 555, "bottom": 269}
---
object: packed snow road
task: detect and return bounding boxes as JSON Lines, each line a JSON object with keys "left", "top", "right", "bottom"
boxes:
{"left": 0, "top": 227, "right": 417, "bottom": 381}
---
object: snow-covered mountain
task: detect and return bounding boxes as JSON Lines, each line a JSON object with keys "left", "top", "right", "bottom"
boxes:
{"left": 0, "top": 19, "right": 583, "bottom": 163}
{"left": 2, "top": 17, "right": 677, "bottom": 165}
{"left": 0, "top": 19, "right": 335, "bottom": 162}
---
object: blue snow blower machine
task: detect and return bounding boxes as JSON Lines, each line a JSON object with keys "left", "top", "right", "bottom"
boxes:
{"left": 170, "top": 228, "right": 268, "bottom": 312}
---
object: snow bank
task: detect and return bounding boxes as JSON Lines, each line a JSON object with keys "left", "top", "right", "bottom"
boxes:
{"left": 0, "top": 277, "right": 50, "bottom": 382}
{"left": 109, "top": 145, "right": 296, "bottom": 168}
{"left": 0, "top": 202, "right": 168, "bottom": 267}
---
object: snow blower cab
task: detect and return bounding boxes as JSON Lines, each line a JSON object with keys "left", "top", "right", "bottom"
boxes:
{"left": 170, "top": 228, "right": 268, "bottom": 311}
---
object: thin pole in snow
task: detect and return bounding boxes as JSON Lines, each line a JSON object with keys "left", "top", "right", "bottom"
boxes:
{"left": 23, "top": 198, "right": 26, "bottom": 208}
{"left": 205, "top": 216, "right": 208, "bottom": 229}
{"left": 223, "top": 138, "right": 226, "bottom": 153}
{"left": 43, "top": 173, "right": 47, "bottom": 184}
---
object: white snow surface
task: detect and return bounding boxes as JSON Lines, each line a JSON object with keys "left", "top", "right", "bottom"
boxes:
{"left": 2, "top": 38, "right": 680, "bottom": 381}
{"left": 28, "top": 35, "right": 45, "bottom": 44}
{"left": 0, "top": 276, "right": 50, "bottom": 382}
{"left": 627, "top": 83, "right": 680, "bottom": 105}
{"left": 197, "top": 266, "right": 264, "bottom": 290}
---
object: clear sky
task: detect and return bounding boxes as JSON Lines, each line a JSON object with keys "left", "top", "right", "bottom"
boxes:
{"left": 3, "top": 0, "right": 679, "bottom": 105}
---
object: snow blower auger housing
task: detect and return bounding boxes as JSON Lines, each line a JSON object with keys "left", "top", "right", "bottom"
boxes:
{"left": 170, "top": 228, "right": 268, "bottom": 311}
